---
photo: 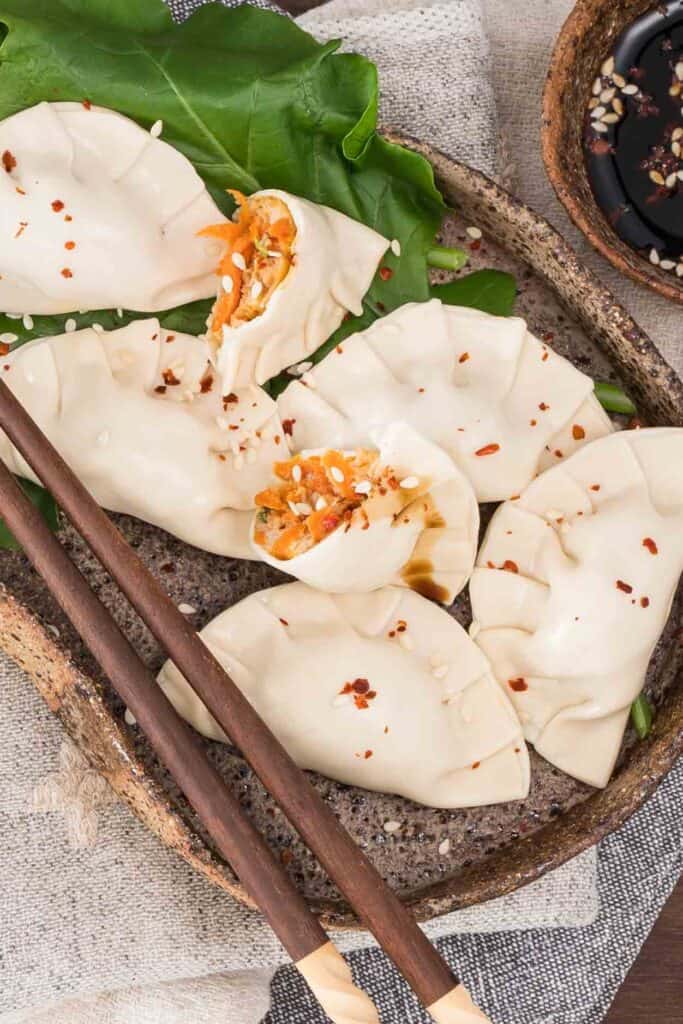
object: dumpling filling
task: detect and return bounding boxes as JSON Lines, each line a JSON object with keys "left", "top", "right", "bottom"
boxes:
{"left": 253, "top": 450, "right": 425, "bottom": 562}
{"left": 199, "top": 190, "right": 297, "bottom": 336}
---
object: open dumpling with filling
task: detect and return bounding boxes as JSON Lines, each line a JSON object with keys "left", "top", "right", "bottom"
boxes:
{"left": 200, "top": 189, "right": 389, "bottom": 391}
{"left": 277, "top": 300, "right": 613, "bottom": 502}
{"left": 469, "top": 428, "right": 683, "bottom": 788}
{"left": 157, "top": 583, "right": 530, "bottom": 808}
{"left": 0, "top": 321, "right": 287, "bottom": 557}
{"left": 251, "top": 422, "right": 479, "bottom": 603}
{"left": 0, "top": 102, "right": 225, "bottom": 314}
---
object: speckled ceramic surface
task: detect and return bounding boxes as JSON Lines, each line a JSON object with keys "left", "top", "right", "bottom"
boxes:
{"left": 1, "top": 141, "right": 681, "bottom": 927}
{"left": 542, "top": 0, "right": 683, "bottom": 304}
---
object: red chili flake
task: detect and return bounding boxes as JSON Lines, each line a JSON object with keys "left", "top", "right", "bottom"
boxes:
{"left": 469, "top": 239, "right": 481, "bottom": 252}
{"left": 388, "top": 630, "right": 396, "bottom": 638}
{"left": 542, "top": 331, "right": 555, "bottom": 342}
{"left": 379, "top": 266, "right": 393, "bottom": 281}
{"left": 274, "top": 435, "right": 281, "bottom": 445}
{"left": 199, "top": 373, "right": 214, "bottom": 394}
{"left": 396, "top": 620, "right": 407, "bottom": 632}
{"left": 321, "top": 514, "right": 340, "bottom": 533}
{"left": 616, "top": 580, "right": 633, "bottom": 594}
{"left": 336, "top": 345, "right": 344, "bottom": 354}
{"left": 51, "top": 200, "right": 65, "bottom": 212}
{"left": 384, "top": 726, "right": 389, "bottom": 734}
{"left": 572, "top": 424, "right": 586, "bottom": 440}
{"left": 280, "top": 849, "right": 293, "bottom": 867}
{"left": 509, "top": 494, "right": 520, "bottom": 501}
{"left": 61, "top": 268, "right": 73, "bottom": 278}
{"left": 279, "top": 617, "right": 289, "bottom": 626}
{"left": 541, "top": 350, "right": 549, "bottom": 362}
{"left": 14, "top": 221, "right": 28, "bottom": 238}
{"left": 0, "top": 343, "right": 9, "bottom": 357}
{"left": 364, "top": 750, "right": 373, "bottom": 759}
{"left": 471, "top": 760, "right": 481, "bottom": 769}
{"left": 153, "top": 385, "right": 167, "bottom": 394}
{"left": 514, "top": 746, "right": 521, "bottom": 754}
{"left": 228, "top": 424, "right": 240, "bottom": 431}
{"left": 64, "top": 240, "right": 76, "bottom": 251}
{"left": 418, "top": 387, "right": 425, "bottom": 394}
{"left": 166, "top": 334, "right": 176, "bottom": 343}
{"left": 486, "top": 560, "right": 496, "bottom": 569}
{"left": 502, "top": 560, "right": 519, "bottom": 573}
{"left": 162, "top": 368, "right": 180, "bottom": 386}
{"left": 352, "top": 678, "right": 370, "bottom": 694}
{"left": 151, "top": 333, "right": 158, "bottom": 341}
{"left": 339, "top": 682, "right": 353, "bottom": 695}
{"left": 223, "top": 393, "right": 239, "bottom": 408}
{"left": 2, "top": 150, "right": 17, "bottom": 173}
{"left": 15, "top": 187, "right": 26, "bottom": 196}
{"left": 590, "top": 484, "right": 601, "bottom": 492}
{"left": 539, "top": 402, "right": 550, "bottom": 411}
{"left": 64, "top": 214, "right": 73, "bottom": 222}
{"left": 82, "top": 99, "right": 92, "bottom": 111}
{"left": 530, "top": 419, "right": 537, "bottom": 427}
{"left": 554, "top": 449, "right": 563, "bottom": 458}
{"left": 160, "top": 562, "right": 175, "bottom": 573}
{"left": 3, "top": 364, "right": 10, "bottom": 372}
{"left": 628, "top": 417, "right": 643, "bottom": 430}
{"left": 475, "top": 443, "right": 500, "bottom": 457}
{"left": 508, "top": 677, "right": 528, "bottom": 692}
{"left": 642, "top": 537, "right": 658, "bottom": 555}
{"left": 282, "top": 418, "right": 296, "bottom": 437}
{"left": 641, "top": 596, "right": 650, "bottom": 608}
{"left": 218, "top": 454, "right": 226, "bottom": 462}
{"left": 458, "top": 352, "right": 470, "bottom": 364}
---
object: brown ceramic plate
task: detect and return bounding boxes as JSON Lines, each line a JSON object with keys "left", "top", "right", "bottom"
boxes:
{"left": 542, "top": 0, "right": 683, "bottom": 305}
{"left": 1, "top": 138, "right": 682, "bottom": 927}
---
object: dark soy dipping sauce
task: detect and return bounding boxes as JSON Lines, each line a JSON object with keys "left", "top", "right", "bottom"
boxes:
{"left": 584, "top": 0, "right": 683, "bottom": 274}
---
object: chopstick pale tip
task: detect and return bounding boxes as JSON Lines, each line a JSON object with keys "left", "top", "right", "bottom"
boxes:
{"left": 428, "top": 984, "right": 492, "bottom": 1023}
{"left": 296, "top": 942, "right": 381, "bottom": 1024}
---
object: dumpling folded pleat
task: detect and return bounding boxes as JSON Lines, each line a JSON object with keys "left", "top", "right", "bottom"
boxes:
{"left": 0, "top": 102, "right": 225, "bottom": 314}
{"left": 277, "top": 300, "right": 614, "bottom": 502}
{"left": 470, "top": 428, "right": 683, "bottom": 788}
{"left": 0, "top": 321, "right": 287, "bottom": 557}
{"left": 201, "top": 188, "right": 389, "bottom": 391}
{"left": 158, "top": 583, "right": 530, "bottom": 809}
{"left": 250, "top": 422, "right": 479, "bottom": 603}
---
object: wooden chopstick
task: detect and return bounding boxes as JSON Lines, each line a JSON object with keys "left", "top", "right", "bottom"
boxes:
{"left": 0, "top": 378, "right": 492, "bottom": 1024}
{"left": 0, "top": 453, "right": 380, "bottom": 1024}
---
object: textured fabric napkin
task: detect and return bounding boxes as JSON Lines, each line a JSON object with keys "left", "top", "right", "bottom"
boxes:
{"left": 0, "top": 1, "right": 681, "bottom": 1022}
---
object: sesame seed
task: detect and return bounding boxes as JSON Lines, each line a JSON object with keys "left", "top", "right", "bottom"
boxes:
{"left": 92, "top": 323, "right": 104, "bottom": 333}
{"left": 250, "top": 280, "right": 263, "bottom": 300}
{"left": 287, "top": 500, "right": 299, "bottom": 516}
{"left": 592, "top": 77, "right": 602, "bottom": 95}
{"left": 296, "top": 502, "right": 312, "bottom": 516}
{"left": 601, "top": 113, "right": 620, "bottom": 124}
{"left": 330, "top": 466, "right": 345, "bottom": 483}
{"left": 592, "top": 122, "right": 608, "bottom": 133}
{"left": 293, "top": 361, "right": 313, "bottom": 375}
{"left": 315, "top": 497, "right": 327, "bottom": 511}
{"left": 383, "top": 820, "right": 401, "bottom": 834}
{"left": 116, "top": 308, "right": 124, "bottom": 319}
{"left": 292, "top": 464, "right": 302, "bottom": 483}
{"left": 590, "top": 105, "right": 606, "bottom": 120}
{"left": 354, "top": 480, "right": 372, "bottom": 495}
{"left": 390, "top": 238, "right": 401, "bottom": 257}
{"left": 622, "top": 83, "right": 638, "bottom": 95}
{"left": 649, "top": 170, "right": 665, "bottom": 186}
{"left": 150, "top": 119, "right": 163, "bottom": 138}
{"left": 399, "top": 475, "right": 419, "bottom": 489}
{"left": 65, "top": 318, "right": 77, "bottom": 333}
{"left": 438, "top": 838, "right": 451, "bottom": 856}
{"left": 222, "top": 275, "right": 234, "bottom": 293}
{"left": 124, "top": 708, "right": 137, "bottom": 726}
{"left": 601, "top": 57, "right": 615, "bottom": 77}
{"left": 599, "top": 87, "right": 615, "bottom": 103}
{"left": 22, "top": 314, "right": 33, "bottom": 331}
{"left": 4, "top": 313, "right": 22, "bottom": 320}
{"left": 466, "top": 226, "right": 482, "bottom": 240}
{"left": 649, "top": 248, "right": 660, "bottom": 266}
{"left": 178, "top": 603, "right": 196, "bottom": 615}
{"left": 612, "top": 72, "right": 626, "bottom": 88}
{"left": 660, "top": 259, "right": 676, "bottom": 270}
{"left": 231, "top": 252, "right": 247, "bottom": 271}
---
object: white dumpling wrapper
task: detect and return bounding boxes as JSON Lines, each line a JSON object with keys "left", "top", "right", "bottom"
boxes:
{"left": 158, "top": 583, "right": 530, "bottom": 808}
{"left": 277, "top": 300, "right": 613, "bottom": 502}
{"left": 0, "top": 102, "right": 225, "bottom": 314}
{"left": 251, "top": 422, "right": 479, "bottom": 603}
{"left": 0, "top": 321, "right": 287, "bottom": 557}
{"left": 469, "top": 428, "right": 683, "bottom": 788}
{"left": 211, "top": 189, "right": 389, "bottom": 391}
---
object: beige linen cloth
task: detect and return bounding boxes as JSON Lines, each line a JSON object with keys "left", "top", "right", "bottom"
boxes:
{"left": 1, "top": 1, "right": 680, "bottom": 1022}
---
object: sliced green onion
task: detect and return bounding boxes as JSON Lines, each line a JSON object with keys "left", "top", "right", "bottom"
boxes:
{"left": 427, "top": 246, "right": 469, "bottom": 272}
{"left": 594, "top": 381, "right": 637, "bottom": 416}
{"left": 631, "top": 694, "right": 654, "bottom": 740}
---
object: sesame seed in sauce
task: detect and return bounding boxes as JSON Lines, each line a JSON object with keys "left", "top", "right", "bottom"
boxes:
{"left": 150, "top": 119, "right": 163, "bottom": 138}
{"left": 231, "top": 251, "right": 247, "bottom": 271}
{"left": 383, "top": 820, "right": 401, "bottom": 834}
{"left": 390, "top": 239, "right": 401, "bottom": 257}
{"left": 65, "top": 319, "right": 77, "bottom": 333}
{"left": 178, "top": 603, "right": 197, "bottom": 615}
{"left": 466, "top": 226, "right": 482, "bottom": 240}
{"left": 399, "top": 476, "right": 419, "bottom": 489}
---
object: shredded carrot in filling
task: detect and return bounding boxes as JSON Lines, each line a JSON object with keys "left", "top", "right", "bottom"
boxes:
{"left": 199, "top": 190, "right": 297, "bottom": 335}
{"left": 254, "top": 449, "right": 421, "bottom": 561}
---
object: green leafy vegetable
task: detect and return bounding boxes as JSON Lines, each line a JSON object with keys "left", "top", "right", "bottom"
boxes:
{"left": 431, "top": 270, "right": 517, "bottom": 318}
{"left": 0, "top": 477, "right": 59, "bottom": 550}
{"left": 594, "top": 381, "right": 637, "bottom": 416}
{"left": 631, "top": 694, "right": 654, "bottom": 740}
{"left": 427, "top": 246, "right": 469, "bottom": 272}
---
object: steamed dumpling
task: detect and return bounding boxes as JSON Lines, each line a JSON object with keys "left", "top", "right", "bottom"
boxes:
{"left": 251, "top": 422, "right": 479, "bottom": 603}
{"left": 0, "top": 321, "right": 286, "bottom": 557}
{"left": 277, "top": 300, "right": 613, "bottom": 502}
{"left": 158, "top": 584, "right": 530, "bottom": 808}
{"left": 0, "top": 102, "right": 225, "bottom": 314}
{"left": 201, "top": 189, "right": 389, "bottom": 391}
{"left": 470, "top": 428, "right": 683, "bottom": 788}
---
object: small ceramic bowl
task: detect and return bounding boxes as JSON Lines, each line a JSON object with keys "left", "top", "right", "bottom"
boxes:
{"left": 542, "top": 0, "right": 683, "bottom": 305}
